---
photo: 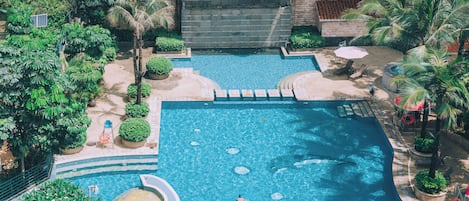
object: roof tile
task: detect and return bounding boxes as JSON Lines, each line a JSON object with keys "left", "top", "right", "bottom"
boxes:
{"left": 316, "top": 0, "right": 361, "bottom": 20}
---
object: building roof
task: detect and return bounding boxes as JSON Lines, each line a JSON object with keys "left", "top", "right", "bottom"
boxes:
{"left": 446, "top": 40, "right": 469, "bottom": 53}
{"left": 316, "top": 0, "right": 361, "bottom": 20}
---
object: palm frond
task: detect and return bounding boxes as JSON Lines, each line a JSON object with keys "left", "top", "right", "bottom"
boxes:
{"left": 107, "top": 6, "right": 138, "bottom": 31}
{"left": 437, "top": 102, "right": 460, "bottom": 128}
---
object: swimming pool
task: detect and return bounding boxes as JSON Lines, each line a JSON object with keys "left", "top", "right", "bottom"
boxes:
{"left": 171, "top": 49, "right": 319, "bottom": 89}
{"left": 67, "top": 101, "right": 400, "bottom": 201}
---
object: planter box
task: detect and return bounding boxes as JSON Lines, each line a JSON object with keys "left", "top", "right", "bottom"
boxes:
{"left": 121, "top": 138, "right": 146, "bottom": 148}
{"left": 59, "top": 146, "right": 84, "bottom": 155}
{"left": 410, "top": 146, "right": 433, "bottom": 165}
{"left": 145, "top": 72, "right": 169, "bottom": 80}
{"left": 290, "top": 47, "right": 316, "bottom": 52}
{"left": 414, "top": 186, "right": 447, "bottom": 201}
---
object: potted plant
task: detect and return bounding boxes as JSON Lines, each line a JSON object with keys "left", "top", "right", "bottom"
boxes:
{"left": 59, "top": 132, "right": 87, "bottom": 155}
{"left": 119, "top": 118, "right": 151, "bottom": 148}
{"left": 58, "top": 113, "right": 91, "bottom": 155}
{"left": 125, "top": 101, "right": 150, "bottom": 118}
{"left": 414, "top": 170, "right": 447, "bottom": 201}
{"left": 127, "top": 82, "right": 152, "bottom": 101}
{"left": 410, "top": 136, "right": 435, "bottom": 165}
{"left": 145, "top": 56, "right": 173, "bottom": 80}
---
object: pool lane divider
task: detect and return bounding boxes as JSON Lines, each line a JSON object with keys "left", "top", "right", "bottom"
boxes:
{"left": 214, "top": 89, "right": 295, "bottom": 101}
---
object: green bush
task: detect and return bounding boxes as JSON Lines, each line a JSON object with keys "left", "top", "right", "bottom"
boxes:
{"left": 22, "top": 179, "right": 97, "bottom": 201}
{"left": 290, "top": 26, "right": 325, "bottom": 49}
{"left": 415, "top": 170, "right": 447, "bottom": 194}
{"left": 414, "top": 136, "right": 434, "bottom": 153}
{"left": 103, "top": 47, "right": 117, "bottom": 62}
{"left": 125, "top": 101, "right": 150, "bottom": 118}
{"left": 119, "top": 118, "right": 151, "bottom": 142}
{"left": 57, "top": 112, "right": 91, "bottom": 149}
{"left": 155, "top": 33, "right": 185, "bottom": 52}
{"left": 62, "top": 23, "right": 117, "bottom": 61}
{"left": 127, "top": 83, "right": 152, "bottom": 99}
{"left": 67, "top": 54, "right": 103, "bottom": 102}
{"left": 349, "top": 35, "right": 374, "bottom": 46}
{"left": 146, "top": 56, "right": 173, "bottom": 75}
{"left": 6, "top": 8, "right": 32, "bottom": 34}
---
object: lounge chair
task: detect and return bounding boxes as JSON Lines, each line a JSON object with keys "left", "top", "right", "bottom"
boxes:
{"left": 349, "top": 64, "right": 367, "bottom": 79}
{"left": 334, "top": 60, "right": 354, "bottom": 75}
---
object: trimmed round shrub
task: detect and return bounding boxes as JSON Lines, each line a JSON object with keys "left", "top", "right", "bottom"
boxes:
{"left": 415, "top": 170, "right": 447, "bottom": 194}
{"left": 155, "top": 34, "right": 185, "bottom": 52}
{"left": 125, "top": 101, "right": 150, "bottom": 117}
{"left": 119, "top": 118, "right": 151, "bottom": 142}
{"left": 146, "top": 56, "right": 173, "bottom": 75}
{"left": 57, "top": 113, "right": 91, "bottom": 149}
{"left": 414, "top": 136, "right": 434, "bottom": 153}
{"left": 127, "top": 83, "right": 152, "bottom": 99}
{"left": 61, "top": 132, "right": 87, "bottom": 149}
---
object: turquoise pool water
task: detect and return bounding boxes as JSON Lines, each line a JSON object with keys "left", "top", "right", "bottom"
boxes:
{"left": 68, "top": 101, "right": 399, "bottom": 201}
{"left": 171, "top": 49, "right": 319, "bottom": 89}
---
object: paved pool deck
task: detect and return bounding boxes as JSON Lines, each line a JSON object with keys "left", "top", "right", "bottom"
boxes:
{"left": 54, "top": 46, "right": 419, "bottom": 200}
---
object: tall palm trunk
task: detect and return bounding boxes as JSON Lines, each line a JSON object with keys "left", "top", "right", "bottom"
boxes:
{"left": 136, "top": 36, "right": 144, "bottom": 105}
{"left": 429, "top": 104, "right": 442, "bottom": 179}
{"left": 132, "top": 31, "right": 142, "bottom": 105}
{"left": 420, "top": 100, "right": 429, "bottom": 138}
{"left": 457, "top": 30, "right": 466, "bottom": 58}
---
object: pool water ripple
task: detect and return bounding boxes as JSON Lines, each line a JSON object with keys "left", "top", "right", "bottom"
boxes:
{"left": 67, "top": 101, "right": 399, "bottom": 201}
{"left": 171, "top": 51, "right": 318, "bottom": 89}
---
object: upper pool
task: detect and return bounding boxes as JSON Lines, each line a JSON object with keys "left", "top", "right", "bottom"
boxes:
{"left": 171, "top": 49, "right": 319, "bottom": 89}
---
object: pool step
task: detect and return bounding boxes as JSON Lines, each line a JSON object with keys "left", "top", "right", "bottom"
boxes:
{"left": 214, "top": 89, "right": 295, "bottom": 101}
{"left": 276, "top": 71, "right": 316, "bottom": 90}
{"left": 53, "top": 155, "right": 158, "bottom": 179}
{"left": 57, "top": 164, "right": 158, "bottom": 179}
{"left": 337, "top": 101, "right": 374, "bottom": 118}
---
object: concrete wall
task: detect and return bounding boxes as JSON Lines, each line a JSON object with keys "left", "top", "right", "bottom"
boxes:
{"left": 181, "top": 7, "right": 292, "bottom": 48}
{"left": 292, "top": 0, "right": 317, "bottom": 26}
{"left": 319, "top": 20, "right": 366, "bottom": 37}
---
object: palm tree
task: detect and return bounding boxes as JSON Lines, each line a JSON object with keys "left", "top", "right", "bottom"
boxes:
{"left": 107, "top": 0, "right": 173, "bottom": 104}
{"left": 393, "top": 47, "right": 469, "bottom": 178}
{"left": 343, "top": 0, "right": 469, "bottom": 53}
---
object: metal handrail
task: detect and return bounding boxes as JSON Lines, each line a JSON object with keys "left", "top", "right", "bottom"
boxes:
{"left": 0, "top": 156, "right": 54, "bottom": 201}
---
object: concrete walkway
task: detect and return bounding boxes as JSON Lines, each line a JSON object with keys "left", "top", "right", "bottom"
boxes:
{"left": 55, "top": 46, "right": 421, "bottom": 200}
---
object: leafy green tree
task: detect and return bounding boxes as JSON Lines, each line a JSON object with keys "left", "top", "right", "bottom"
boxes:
{"left": 71, "top": 0, "right": 114, "bottom": 25}
{"left": 107, "top": 0, "right": 173, "bottom": 104}
{"left": 7, "top": 28, "right": 59, "bottom": 51}
{"left": 343, "top": 0, "right": 469, "bottom": 53}
{"left": 393, "top": 47, "right": 469, "bottom": 178}
{"left": 66, "top": 54, "right": 103, "bottom": 102}
{"left": 22, "top": 179, "right": 99, "bottom": 201}
{"left": 61, "top": 22, "right": 117, "bottom": 62}
{"left": 2, "top": 0, "right": 71, "bottom": 29}
{"left": 0, "top": 45, "right": 87, "bottom": 171}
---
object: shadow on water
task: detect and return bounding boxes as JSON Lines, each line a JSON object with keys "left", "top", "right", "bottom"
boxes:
{"left": 268, "top": 103, "right": 394, "bottom": 200}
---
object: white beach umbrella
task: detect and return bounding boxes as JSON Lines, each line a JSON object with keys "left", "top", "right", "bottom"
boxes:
{"left": 334, "top": 46, "right": 369, "bottom": 59}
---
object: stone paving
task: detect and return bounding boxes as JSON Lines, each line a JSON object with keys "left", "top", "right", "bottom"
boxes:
{"left": 55, "top": 46, "right": 423, "bottom": 200}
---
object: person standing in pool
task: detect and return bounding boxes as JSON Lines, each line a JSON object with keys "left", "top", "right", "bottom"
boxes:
{"left": 236, "top": 195, "right": 245, "bottom": 201}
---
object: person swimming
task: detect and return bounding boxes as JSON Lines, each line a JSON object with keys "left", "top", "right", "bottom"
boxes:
{"left": 236, "top": 194, "right": 245, "bottom": 201}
